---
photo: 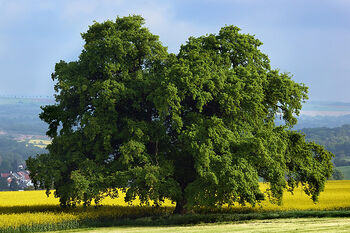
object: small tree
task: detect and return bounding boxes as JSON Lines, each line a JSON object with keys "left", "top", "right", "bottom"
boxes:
{"left": 27, "top": 15, "right": 333, "bottom": 213}
{"left": 10, "top": 179, "right": 19, "bottom": 191}
{"left": 332, "top": 168, "right": 344, "bottom": 180}
{"left": 0, "top": 177, "right": 9, "bottom": 191}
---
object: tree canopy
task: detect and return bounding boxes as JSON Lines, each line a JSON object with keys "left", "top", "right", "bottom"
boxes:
{"left": 27, "top": 15, "right": 333, "bottom": 213}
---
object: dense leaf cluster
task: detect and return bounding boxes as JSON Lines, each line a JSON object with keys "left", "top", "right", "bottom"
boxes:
{"left": 27, "top": 16, "right": 333, "bottom": 213}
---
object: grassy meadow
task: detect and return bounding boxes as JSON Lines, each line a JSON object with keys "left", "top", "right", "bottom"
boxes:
{"left": 50, "top": 218, "right": 350, "bottom": 233}
{"left": 0, "top": 181, "right": 350, "bottom": 232}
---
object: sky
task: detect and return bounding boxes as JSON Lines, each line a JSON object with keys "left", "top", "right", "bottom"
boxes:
{"left": 0, "top": 0, "right": 349, "bottom": 102}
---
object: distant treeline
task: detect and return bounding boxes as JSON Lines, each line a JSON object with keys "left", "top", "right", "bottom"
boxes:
{"left": 301, "top": 124, "right": 350, "bottom": 167}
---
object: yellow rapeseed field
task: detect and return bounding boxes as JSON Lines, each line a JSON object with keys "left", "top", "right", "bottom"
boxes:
{"left": 0, "top": 180, "right": 349, "bottom": 229}
{"left": 27, "top": 139, "right": 51, "bottom": 149}
{"left": 258, "top": 180, "right": 350, "bottom": 211}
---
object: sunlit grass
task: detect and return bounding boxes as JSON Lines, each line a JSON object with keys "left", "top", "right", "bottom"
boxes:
{"left": 47, "top": 218, "right": 350, "bottom": 233}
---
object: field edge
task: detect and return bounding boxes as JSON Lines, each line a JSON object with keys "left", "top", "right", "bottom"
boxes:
{"left": 2, "top": 209, "right": 350, "bottom": 233}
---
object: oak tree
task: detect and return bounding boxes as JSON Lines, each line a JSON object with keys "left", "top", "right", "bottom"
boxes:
{"left": 27, "top": 15, "right": 333, "bottom": 213}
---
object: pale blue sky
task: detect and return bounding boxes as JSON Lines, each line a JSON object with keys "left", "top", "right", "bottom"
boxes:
{"left": 0, "top": 0, "right": 349, "bottom": 102}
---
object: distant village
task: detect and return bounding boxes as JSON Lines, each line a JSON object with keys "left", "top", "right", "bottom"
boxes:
{"left": 0, "top": 165, "right": 33, "bottom": 191}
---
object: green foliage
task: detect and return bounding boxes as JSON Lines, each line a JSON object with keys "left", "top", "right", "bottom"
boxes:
{"left": 26, "top": 15, "right": 333, "bottom": 213}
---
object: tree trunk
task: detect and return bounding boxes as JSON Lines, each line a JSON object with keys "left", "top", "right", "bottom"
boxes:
{"left": 174, "top": 198, "right": 187, "bottom": 214}
{"left": 174, "top": 186, "right": 187, "bottom": 214}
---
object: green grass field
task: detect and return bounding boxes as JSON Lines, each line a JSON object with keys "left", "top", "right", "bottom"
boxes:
{"left": 337, "top": 166, "right": 350, "bottom": 180}
{"left": 50, "top": 218, "right": 350, "bottom": 233}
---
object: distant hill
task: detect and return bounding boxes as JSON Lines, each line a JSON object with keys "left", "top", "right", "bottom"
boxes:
{"left": 0, "top": 97, "right": 54, "bottom": 136}
{"left": 293, "top": 103, "right": 350, "bottom": 167}
{"left": 301, "top": 125, "right": 350, "bottom": 167}
{"left": 294, "top": 114, "right": 350, "bottom": 130}
{"left": 273, "top": 101, "right": 350, "bottom": 129}
{"left": 0, "top": 97, "right": 50, "bottom": 172}
{"left": 275, "top": 101, "right": 350, "bottom": 168}
{"left": 0, "top": 135, "right": 45, "bottom": 171}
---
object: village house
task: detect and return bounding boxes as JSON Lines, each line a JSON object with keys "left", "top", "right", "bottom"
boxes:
{"left": 0, "top": 170, "right": 32, "bottom": 190}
